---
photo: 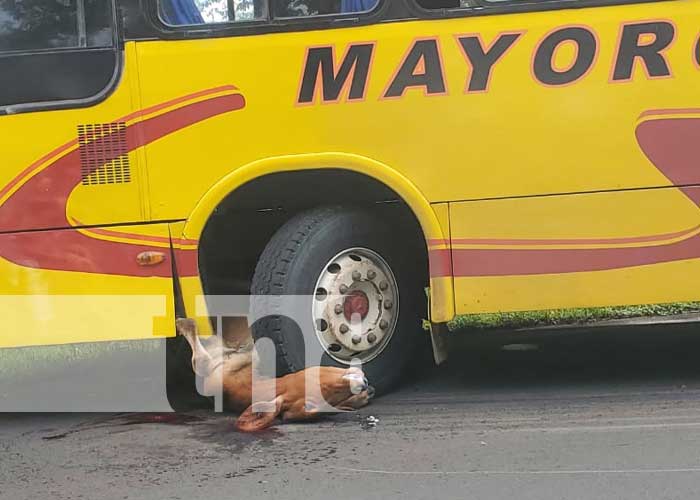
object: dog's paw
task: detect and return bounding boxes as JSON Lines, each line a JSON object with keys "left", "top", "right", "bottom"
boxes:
{"left": 175, "top": 318, "right": 197, "bottom": 338}
{"left": 336, "top": 387, "right": 373, "bottom": 411}
{"left": 342, "top": 369, "right": 369, "bottom": 395}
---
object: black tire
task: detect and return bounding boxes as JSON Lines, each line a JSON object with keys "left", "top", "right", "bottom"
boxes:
{"left": 250, "top": 206, "right": 427, "bottom": 395}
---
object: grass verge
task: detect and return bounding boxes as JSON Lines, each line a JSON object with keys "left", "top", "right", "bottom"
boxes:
{"left": 0, "top": 340, "right": 163, "bottom": 378}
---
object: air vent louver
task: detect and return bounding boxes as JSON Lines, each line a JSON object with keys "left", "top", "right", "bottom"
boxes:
{"left": 78, "top": 122, "right": 131, "bottom": 185}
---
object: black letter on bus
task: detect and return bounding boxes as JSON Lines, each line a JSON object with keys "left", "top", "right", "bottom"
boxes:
{"left": 533, "top": 27, "right": 598, "bottom": 86}
{"left": 383, "top": 39, "right": 446, "bottom": 98}
{"left": 612, "top": 22, "right": 675, "bottom": 81}
{"left": 457, "top": 33, "right": 522, "bottom": 92}
{"left": 694, "top": 35, "right": 700, "bottom": 68}
{"left": 297, "top": 43, "right": 374, "bottom": 104}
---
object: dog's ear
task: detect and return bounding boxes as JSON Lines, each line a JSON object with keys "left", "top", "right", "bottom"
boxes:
{"left": 235, "top": 396, "right": 284, "bottom": 432}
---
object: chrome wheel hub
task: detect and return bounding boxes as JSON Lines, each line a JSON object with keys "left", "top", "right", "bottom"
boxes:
{"left": 312, "top": 247, "right": 399, "bottom": 364}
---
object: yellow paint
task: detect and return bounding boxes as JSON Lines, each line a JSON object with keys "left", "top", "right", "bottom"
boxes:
{"left": 458, "top": 258, "right": 700, "bottom": 314}
{"left": 0, "top": 295, "right": 169, "bottom": 348}
{"left": 450, "top": 189, "right": 700, "bottom": 250}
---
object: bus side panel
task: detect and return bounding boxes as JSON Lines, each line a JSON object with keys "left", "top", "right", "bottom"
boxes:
{"left": 451, "top": 187, "right": 700, "bottom": 314}
{"left": 0, "top": 222, "right": 176, "bottom": 348}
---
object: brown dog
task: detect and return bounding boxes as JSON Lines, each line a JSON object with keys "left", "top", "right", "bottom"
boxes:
{"left": 175, "top": 318, "right": 372, "bottom": 431}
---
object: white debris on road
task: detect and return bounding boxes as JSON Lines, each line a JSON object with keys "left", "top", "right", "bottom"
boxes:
{"left": 362, "top": 416, "right": 380, "bottom": 429}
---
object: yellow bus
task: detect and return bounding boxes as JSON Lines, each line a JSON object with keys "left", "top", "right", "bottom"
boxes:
{"left": 2, "top": 0, "right": 700, "bottom": 393}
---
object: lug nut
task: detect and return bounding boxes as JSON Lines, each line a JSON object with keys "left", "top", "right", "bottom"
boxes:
{"left": 351, "top": 335, "right": 362, "bottom": 345}
{"left": 384, "top": 299, "right": 393, "bottom": 310}
{"left": 339, "top": 324, "right": 349, "bottom": 334}
{"left": 352, "top": 270, "right": 362, "bottom": 281}
{"left": 339, "top": 284, "right": 349, "bottom": 294}
{"left": 367, "top": 269, "right": 376, "bottom": 280}
{"left": 379, "top": 319, "right": 388, "bottom": 330}
{"left": 334, "top": 303, "right": 343, "bottom": 315}
{"left": 379, "top": 281, "right": 388, "bottom": 291}
{"left": 367, "top": 333, "right": 377, "bottom": 343}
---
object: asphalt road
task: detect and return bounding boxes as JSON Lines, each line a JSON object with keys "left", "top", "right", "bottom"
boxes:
{"left": 3, "top": 321, "right": 700, "bottom": 500}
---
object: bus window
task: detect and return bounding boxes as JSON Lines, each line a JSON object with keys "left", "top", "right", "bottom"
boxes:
{"left": 158, "top": 0, "right": 379, "bottom": 25}
{"left": 159, "top": 0, "right": 267, "bottom": 25}
{"left": 0, "top": 0, "right": 118, "bottom": 111}
{"left": 273, "top": 0, "right": 378, "bottom": 17}
{"left": 0, "top": 0, "right": 113, "bottom": 52}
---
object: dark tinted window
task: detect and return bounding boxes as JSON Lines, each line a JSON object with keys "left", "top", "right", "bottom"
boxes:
{"left": 274, "top": 0, "right": 343, "bottom": 18}
{"left": 158, "top": 0, "right": 378, "bottom": 26}
{"left": 273, "top": 0, "right": 378, "bottom": 18}
{"left": 0, "top": 0, "right": 118, "bottom": 111}
{"left": 0, "top": 0, "right": 114, "bottom": 53}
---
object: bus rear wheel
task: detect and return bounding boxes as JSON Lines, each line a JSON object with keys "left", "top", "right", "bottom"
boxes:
{"left": 250, "top": 206, "right": 427, "bottom": 395}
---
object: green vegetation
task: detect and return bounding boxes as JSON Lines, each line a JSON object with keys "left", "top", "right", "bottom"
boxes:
{"left": 0, "top": 340, "right": 163, "bottom": 378}
{"left": 449, "top": 302, "right": 700, "bottom": 332}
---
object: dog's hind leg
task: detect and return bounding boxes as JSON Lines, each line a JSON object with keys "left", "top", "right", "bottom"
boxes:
{"left": 175, "top": 318, "right": 216, "bottom": 379}
{"left": 175, "top": 318, "right": 225, "bottom": 399}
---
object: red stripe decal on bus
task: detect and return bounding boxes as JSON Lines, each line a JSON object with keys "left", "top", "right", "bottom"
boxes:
{"left": 440, "top": 231, "right": 700, "bottom": 277}
{"left": 0, "top": 90, "right": 245, "bottom": 277}
{"left": 449, "top": 224, "right": 700, "bottom": 246}
{"left": 428, "top": 247, "right": 453, "bottom": 278}
{"left": 636, "top": 115, "right": 700, "bottom": 206}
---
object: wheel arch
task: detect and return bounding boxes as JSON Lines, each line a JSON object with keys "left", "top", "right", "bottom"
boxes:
{"left": 181, "top": 152, "right": 455, "bottom": 323}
